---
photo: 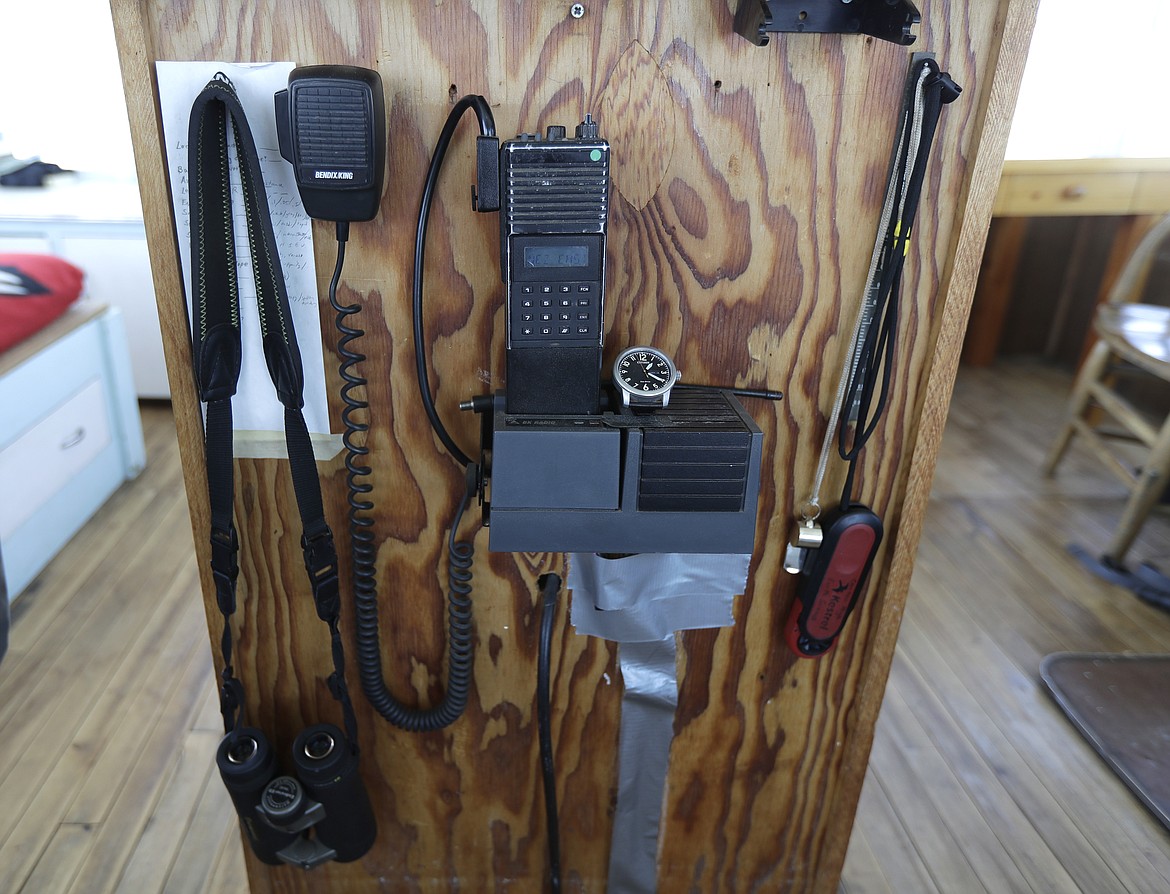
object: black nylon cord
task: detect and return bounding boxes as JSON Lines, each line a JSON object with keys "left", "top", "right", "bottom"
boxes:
{"left": 836, "top": 59, "right": 960, "bottom": 509}
{"left": 284, "top": 406, "right": 329, "bottom": 538}
{"left": 204, "top": 399, "right": 243, "bottom": 731}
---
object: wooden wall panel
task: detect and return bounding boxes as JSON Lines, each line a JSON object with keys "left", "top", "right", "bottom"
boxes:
{"left": 111, "top": 1, "right": 1037, "bottom": 890}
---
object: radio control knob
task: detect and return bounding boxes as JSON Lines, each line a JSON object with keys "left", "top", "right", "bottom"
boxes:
{"left": 575, "top": 113, "right": 600, "bottom": 139}
{"left": 545, "top": 125, "right": 566, "bottom": 141}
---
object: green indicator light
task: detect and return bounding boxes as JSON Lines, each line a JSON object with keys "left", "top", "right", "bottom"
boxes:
{"left": 589, "top": 149, "right": 602, "bottom": 162}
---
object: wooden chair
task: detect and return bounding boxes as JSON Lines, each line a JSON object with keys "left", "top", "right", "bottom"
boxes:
{"left": 1044, "top": 214, "right": 1170, "bottom": 563}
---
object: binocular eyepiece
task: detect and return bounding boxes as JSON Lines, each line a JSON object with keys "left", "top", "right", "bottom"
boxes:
{"left": 216, "top": 723, "right": 376, "bottom": 869}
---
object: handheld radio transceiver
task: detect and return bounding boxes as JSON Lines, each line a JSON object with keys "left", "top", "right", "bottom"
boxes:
{"left": 500, "top": 116, "right": 610, "bottom": 416}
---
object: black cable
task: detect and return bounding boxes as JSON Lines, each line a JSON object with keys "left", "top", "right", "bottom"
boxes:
{"left": 838, "top": 267, "right": 900, "bottom": 508}
{"left": 413, "top": 95, "right": 496, "bottom": 469}
{"left": 836, "top": 60, "right": 960, "bottom": 509}
{"left": 536, "top": 572, "right": 563, "bottom": 893}
{"left": 329, "top": 222, "right": 476, "bottom": 731}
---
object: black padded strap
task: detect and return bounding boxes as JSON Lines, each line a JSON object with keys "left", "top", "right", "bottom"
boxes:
{"left": 205, "top": 398, "right": 243, "bottom": 731}
{"left": 286, "top": 405, "right": 360, "bottom": 748}
{"left": 189, "top": 77, "right": 242, "bottom": 405}
{"left": 188, "top": 73, "right": 358, "bottom": 749}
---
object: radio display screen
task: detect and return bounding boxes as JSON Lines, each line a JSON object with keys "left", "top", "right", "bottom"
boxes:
{"left": 523, "top": 244, "right": 589, "bottom": 268}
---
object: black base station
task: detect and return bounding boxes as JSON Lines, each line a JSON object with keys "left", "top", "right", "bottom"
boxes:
{"left": 474, "top": 387, "right": 764, "bottom": 555}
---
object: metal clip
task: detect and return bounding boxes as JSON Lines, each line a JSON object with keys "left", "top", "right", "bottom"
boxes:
{"left": 795, "top": 517, "right": 824, "bottom": 549}
{"left": 784, "top": 542, "right": 806, "bottom": 575}
{"left": 784, "top": 517, "right": 824, "bottom": 575}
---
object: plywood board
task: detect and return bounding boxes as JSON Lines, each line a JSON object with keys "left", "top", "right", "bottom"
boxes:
{"left": 110, "top": 1, "right": 1038, "bottom": 890}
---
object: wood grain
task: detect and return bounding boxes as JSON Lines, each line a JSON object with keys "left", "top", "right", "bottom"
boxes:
{"left": 8, "top": 374, "right": 1170, "bottom": 892}
{"left": 109, "top": 1, "right": 1036, "bottom": 890}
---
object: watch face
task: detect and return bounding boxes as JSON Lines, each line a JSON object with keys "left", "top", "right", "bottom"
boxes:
{"left": 617, "top": 349, "right": 674, "bottom": 395}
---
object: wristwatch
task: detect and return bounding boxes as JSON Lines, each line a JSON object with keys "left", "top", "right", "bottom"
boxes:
{"left": 613, "top": 346, "right": 681, "bottom": 409}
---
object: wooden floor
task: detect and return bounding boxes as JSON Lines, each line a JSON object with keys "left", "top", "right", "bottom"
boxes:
{"left": 842, "top": 360, "right": 1170, "bottom": 894}
{"left": 2, "top": 360, "right": 1169, "bottom": 892}
{"left": 0, "top": 403, "right": 247, "bottom": 893}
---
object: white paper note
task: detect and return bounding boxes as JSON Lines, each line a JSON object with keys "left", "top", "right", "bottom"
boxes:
{"left": 156, "top": 61, "right": 330, "bottom": 435}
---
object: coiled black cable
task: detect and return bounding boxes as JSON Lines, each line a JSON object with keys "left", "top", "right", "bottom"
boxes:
{"left": 327, "top": 223, "right": 375, "bottom": 544}
{"left": 328, "top": 220, "right": 476, "bottom": 731}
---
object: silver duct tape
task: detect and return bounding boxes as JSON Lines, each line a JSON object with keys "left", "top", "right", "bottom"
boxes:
{"left": 566, "top": 553, "right": 751, "bottom": 893}
{"left": 608, "top": 636, "right": 678, "bottom": 894}
{"left": 567, "top": 552, "right": 751, "bottom": 643}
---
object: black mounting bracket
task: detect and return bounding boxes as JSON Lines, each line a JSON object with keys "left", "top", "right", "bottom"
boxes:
{"left": 734, "top": 0, "right": 921, "bottom": 47}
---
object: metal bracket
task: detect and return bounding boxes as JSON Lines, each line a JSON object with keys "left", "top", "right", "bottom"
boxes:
{"left": 734, "top": 0, "right": 921, "bottom": 47}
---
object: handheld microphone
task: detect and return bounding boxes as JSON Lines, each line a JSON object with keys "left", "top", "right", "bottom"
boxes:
{"left": 275, "top": 64, "right": 386, "bottom": 222}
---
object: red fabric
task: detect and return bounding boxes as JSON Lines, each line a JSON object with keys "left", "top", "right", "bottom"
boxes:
{"left": 0, "top": 254, "right": 85, "bottom": 353}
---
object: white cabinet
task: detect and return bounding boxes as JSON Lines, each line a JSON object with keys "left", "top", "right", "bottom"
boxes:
{"left": 0, "top": 378, "right": 112, "bottom": 540}
{"left": 0, "top": 176, "right": 169, "bottom": 398}
{"left": 0, "top": 305, "right": 146, "bottom": 599}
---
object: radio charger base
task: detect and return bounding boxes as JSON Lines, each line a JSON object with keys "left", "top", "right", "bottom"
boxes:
{"left": 470, "top": 388, "right": 763, "bottom": 555}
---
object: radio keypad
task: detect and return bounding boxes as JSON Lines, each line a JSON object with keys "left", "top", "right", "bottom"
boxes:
{"left": 512, "top": 282, "right": 600, "bottom": 344}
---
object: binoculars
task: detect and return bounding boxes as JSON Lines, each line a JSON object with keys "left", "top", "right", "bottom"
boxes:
{"left": 216, "top": 723, "right": 376, "bottom": 869}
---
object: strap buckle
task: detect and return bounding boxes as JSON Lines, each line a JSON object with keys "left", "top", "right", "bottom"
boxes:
{"left": 301, "top": 529, "right": 340, "bottom": 622}
{"left": 219, "top": 676, "right": 245, "bottom": 732}
{"left": 209, "top": 524, "right": 239, "bottom": 615}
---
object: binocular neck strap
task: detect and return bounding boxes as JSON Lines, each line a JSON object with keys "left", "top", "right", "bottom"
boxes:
{"left": 187, "top": 73, "right": 359, "bottom": 751}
